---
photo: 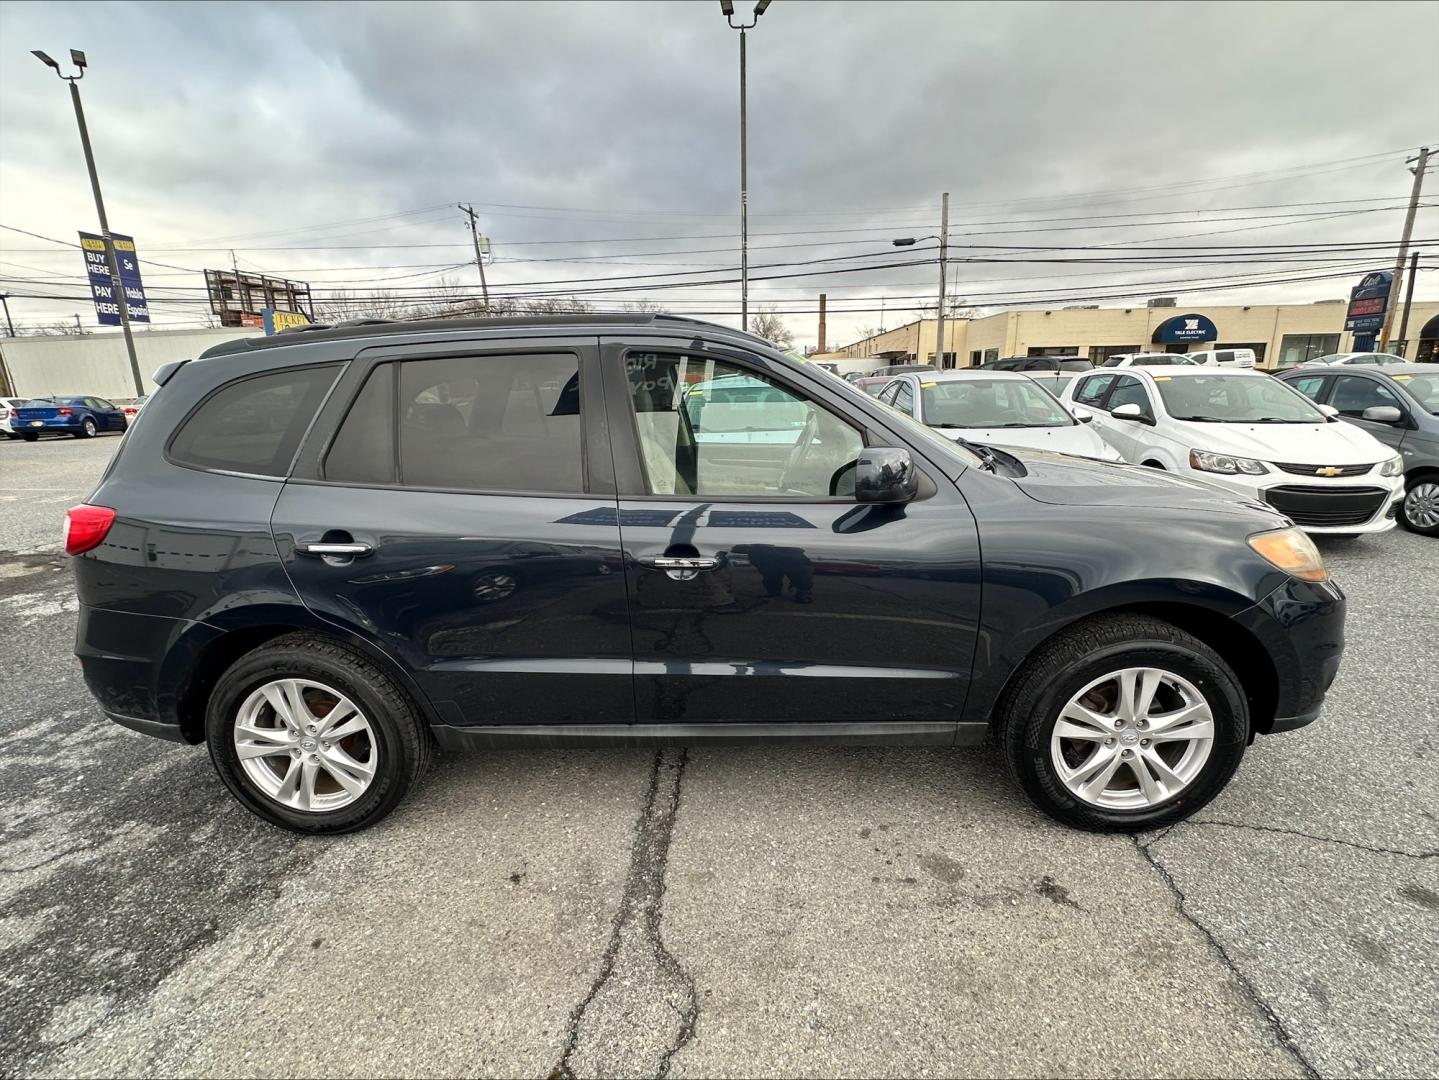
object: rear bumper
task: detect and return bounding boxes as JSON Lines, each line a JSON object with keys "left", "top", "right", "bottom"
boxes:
{"left": 76, "top": 604, "right": 208, "bottom": 743}
{"left": 1233, "top": 575, "right": 1345, "bottom": 734}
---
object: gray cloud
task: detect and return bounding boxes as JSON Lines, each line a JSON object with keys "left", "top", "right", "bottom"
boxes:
{"left": 1, "top": 0, "right": 1435, "bottom": 346}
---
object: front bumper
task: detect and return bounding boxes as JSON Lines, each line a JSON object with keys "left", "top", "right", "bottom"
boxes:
{"left": 1182, "top": 466, "right": 1403, "bottom": 535}
{"left": 1233, "top": 575, "right": 1346, "bottom": 735}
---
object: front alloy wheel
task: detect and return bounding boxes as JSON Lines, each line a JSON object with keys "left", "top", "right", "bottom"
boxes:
{"left": 999, "top": 614, "right": 1247, "bottom": 831}
{"left": 234, "top": 678, "right": 377, "bottom": 812}
{"left": 1401, "top": 481, "right": 1439, "bottom": 536}
{"left": 1051, "top": 667, "right": 1214, "bottom": 809}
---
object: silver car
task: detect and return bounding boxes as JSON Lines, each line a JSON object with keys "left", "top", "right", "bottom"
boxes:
{"left": 1278, "top": 363, "right": 1439, "bottom": 536}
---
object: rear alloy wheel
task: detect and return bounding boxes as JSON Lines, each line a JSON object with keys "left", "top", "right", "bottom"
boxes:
{"left": 999, "top": 614, "right": 1247, "bottom": 831}
{"left": 233, "top": 679, "right": 379, "bottom": 812}
{"left": 78, "top": 418, "right": 97, "bottom": 438}
{"left": 207, "top": 633, "right": 431, "bottom": 833}
{"left": 1400, "top": 480, "right": 1439, "bottom": 537}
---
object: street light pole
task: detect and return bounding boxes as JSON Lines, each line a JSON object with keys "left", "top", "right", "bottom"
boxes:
{"left": 33, "top": 49, "right": 144, "bottom": 395}
{"left": 721, "top": 1, "right": 772, "bottom": 331}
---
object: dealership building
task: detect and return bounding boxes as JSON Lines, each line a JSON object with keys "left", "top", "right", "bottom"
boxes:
{"left": 827, "top": 298, "right": 1439, "bottom": 370}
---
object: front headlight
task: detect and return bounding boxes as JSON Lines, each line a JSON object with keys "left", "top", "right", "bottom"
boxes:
{"left": 1189, "top": 448, "right": 1267, "bottom": 475}
{"left": 1248, "top": 527, "right": 1329, "bottom": 582}
{"left": 1380, "top": 455, "right": 1403, "bottom": 477}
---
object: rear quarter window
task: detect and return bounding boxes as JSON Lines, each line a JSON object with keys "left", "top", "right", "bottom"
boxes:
{"left": 168, "top": 364, "right": 340, "bottom": 477}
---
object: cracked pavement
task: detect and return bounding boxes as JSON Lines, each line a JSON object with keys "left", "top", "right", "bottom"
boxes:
{"left": 2, "top": 436, "right": 1437, "bottom": 1078}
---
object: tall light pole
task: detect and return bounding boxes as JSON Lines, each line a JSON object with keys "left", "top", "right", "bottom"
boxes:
{"left": 893, "top": 194, "right": 953, "bottom": 368}
{"left": 721, "top": 0, "right": 772, "bottom": 331}
{"left": 33, "top": 49, "right": 144, "bottom": 395}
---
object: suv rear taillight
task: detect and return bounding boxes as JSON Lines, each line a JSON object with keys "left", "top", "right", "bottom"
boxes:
{"left": 64, "top": 504, "right": 116, "bottom": 556}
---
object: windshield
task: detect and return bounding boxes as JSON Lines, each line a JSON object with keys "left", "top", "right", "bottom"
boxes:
{"left": 921, "top": 378, "right": 1072, "bottom": 428}
{"left": 1155, "top": 374, "right": 1326, "bottom": 423}
{"left": 1392, "top": 373, "right": 1439, "bottom": 413}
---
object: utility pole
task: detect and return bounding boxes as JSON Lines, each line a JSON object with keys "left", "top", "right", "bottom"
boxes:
{"left": 1379, "top": 146, "right": 1429, "bottom": 352}
{"left": 817, "top": 292, "right": 826, "bottom": 353}
{"left": 32, "top": 50, "right": 144, "bottom": 395}
{"left": 1395, "top": 249, "right": 1421, "bottom": 353}
{"left": 458, "top": 204, "right": 490, "bottom": 310}
{"left": 935, "top": 191, "right": 950, "bottom": 368}
{"left": 0, "top": 294, "right": 14, "bottom": 336}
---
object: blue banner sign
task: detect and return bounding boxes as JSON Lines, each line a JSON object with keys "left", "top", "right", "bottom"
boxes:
{"left": 78, "top": 231, "right": 150, "bottom": 325}
{"left": 1344, "top": 270, "right": 1392, "bottom": 334}
{"left": 1151, "top": 313, "right": 1218, "bottom": 344}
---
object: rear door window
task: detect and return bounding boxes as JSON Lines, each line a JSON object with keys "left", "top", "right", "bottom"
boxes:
{"left": 1287, "top": 374, "right": 1329, "bottom": 401}
{"left": 395, "top": 352, "right": 584, "bottom": 492}
{"left": 169, "top": 365, "right": 340, "bottom": 477}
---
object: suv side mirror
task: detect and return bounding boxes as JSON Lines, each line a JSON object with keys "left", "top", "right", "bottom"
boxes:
{"left": 855, "top": 447, "right": 919, "bottom": 503}
{"left": 1111, "top": 402, "right": 1153, "bottom": 425}
{"left": 1362, "top": 405, "right": 1403, "bottom": 424}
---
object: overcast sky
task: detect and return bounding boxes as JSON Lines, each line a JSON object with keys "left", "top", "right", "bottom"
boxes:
{"left": 1, "top": 0, "right": 1436, "bottom": 350}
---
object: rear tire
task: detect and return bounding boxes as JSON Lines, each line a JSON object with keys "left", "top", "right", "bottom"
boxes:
{"left": 79, "top": 418, "right": 97, "bottom": 438}
{"left": 997, "top": 614, "right": 1248, "bottom": 832}
{"left": 205, "top": 633, "right": 432, "bottom": 834}
{"left": 21, "top": 434, "right": 37, "bottom": 442}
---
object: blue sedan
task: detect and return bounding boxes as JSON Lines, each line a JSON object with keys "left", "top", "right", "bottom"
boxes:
{"left": 11, "top": 395, "right": 129, "bottom": 440}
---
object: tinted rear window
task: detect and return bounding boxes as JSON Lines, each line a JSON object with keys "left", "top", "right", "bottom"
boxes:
{"left": 169, "top": 365, "right": 340, "bottom": 477}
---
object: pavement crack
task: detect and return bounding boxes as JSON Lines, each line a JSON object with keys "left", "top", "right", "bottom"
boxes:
{"left": 551, "top": 748, "right": 698, "bottom": 1080}
{"left": 1132, "top": 836, "right": 1320, "bottom": 1080}
{"left": 1174, "top": 819, "right": 1438, "bottom": 860}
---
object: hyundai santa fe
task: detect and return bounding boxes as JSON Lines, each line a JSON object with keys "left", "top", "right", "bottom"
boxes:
{"left": 69, "top": 314, "right": 1345, "bottom": 834}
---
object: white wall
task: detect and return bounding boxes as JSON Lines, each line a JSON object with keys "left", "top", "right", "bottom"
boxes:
{"left": 0, "top": 327, "right": 255, "bottom": 399}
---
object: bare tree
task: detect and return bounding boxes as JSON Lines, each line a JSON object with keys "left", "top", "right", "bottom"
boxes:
{"left": 748, "top": 305, "right": 793, "bottom": 348}
{"left": 313, "top": 288, "right": 411, "bottom": 323}
{"left": 29, "top": 317, "right": 90, "bottom": 336}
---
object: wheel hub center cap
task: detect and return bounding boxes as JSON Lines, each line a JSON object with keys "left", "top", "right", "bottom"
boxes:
{"left": 1119, "top": 729, "right": 1139, "bottom": 745}
{"left": 300, "top": 737, "right": 317, "bottom": 751}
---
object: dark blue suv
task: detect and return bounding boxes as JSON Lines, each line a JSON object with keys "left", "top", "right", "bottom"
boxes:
{"left": 69, "top": 315, "right": 1345, "bottom": 833}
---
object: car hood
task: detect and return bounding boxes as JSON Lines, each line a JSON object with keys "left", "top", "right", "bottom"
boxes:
{"left": 1172, "top": 419, "right": 1389, "bottom": 465}
{"left": 935, "top": 423, "right": 1120, "bottom": 461}
{"left": 1005, "top": 447, "right": 1282, "bottom": 519}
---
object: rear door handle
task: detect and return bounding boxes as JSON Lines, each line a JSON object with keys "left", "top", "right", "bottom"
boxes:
{"left": 299, "top": 542, "right": 373, "bottom": 558}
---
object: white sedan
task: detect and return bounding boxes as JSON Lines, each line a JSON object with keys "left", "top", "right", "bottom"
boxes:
{"left": 1060, "top": 367, "right": 1404, "bottom": 535}
{"left": 876, "top": 370, "right": 1122, "bottom": 461}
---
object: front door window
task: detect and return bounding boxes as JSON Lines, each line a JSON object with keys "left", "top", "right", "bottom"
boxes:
{"left": 625, "top": 353, "right": 863, "bottom": 498}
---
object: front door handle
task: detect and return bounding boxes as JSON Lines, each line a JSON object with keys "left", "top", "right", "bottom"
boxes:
{"left": 638, "top": 554, "right": 721, "bottom": 581}
{"left": 299, "top": 542, "right": 373, "bottom": 558}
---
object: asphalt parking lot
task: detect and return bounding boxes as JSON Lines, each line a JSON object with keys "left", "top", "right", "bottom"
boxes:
{"left": 1, "top": 434, "right": 1436, "bottom": 1079}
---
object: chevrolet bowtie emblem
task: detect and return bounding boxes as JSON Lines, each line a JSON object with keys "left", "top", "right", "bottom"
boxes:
{"left": 1315, "top": 466, "right": 1342, "bottom": 477}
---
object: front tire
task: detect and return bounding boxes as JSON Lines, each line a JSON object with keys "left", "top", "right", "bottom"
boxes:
{"left": 1399, "top": 479, "right": 1439, "bottom": 537}
{"left": 998, "top": 614, "right": 1248, "bottom": 832}
{"left": 205, "top": 633, "right": 432, "bottom": 833}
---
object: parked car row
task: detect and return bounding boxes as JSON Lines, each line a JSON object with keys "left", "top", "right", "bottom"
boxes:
{"left": 868, "top": 363, "right": 1433, "bottom": 538}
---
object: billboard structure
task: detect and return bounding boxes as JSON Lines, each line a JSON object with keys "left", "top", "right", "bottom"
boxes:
{"left": 1344, "top": 270, "right": 1393, "bottom": 335}
{"left": 79, "top": 232, "right": 150, "bottom": 325}
{"left": 205, "top": 269, "right": 314, "bottom": 328}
